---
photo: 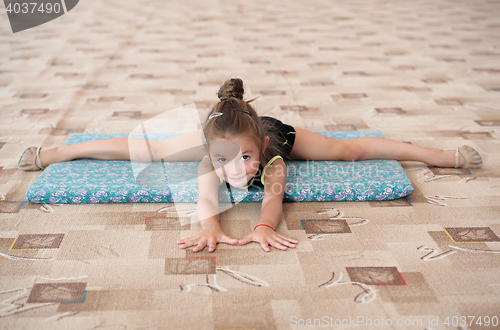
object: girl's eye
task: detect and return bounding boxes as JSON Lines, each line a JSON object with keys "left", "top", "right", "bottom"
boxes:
{"left": 217, "top": 158, "right": 227, "bottom": 163}
{"left": 242, "top": 155, "right": 250, "bottom": 161}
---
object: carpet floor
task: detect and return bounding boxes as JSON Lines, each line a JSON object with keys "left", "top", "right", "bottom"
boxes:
{"left": 0, "top": 0, "right": 499, "bottom": 329}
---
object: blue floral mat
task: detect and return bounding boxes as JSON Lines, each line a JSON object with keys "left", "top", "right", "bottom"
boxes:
{"left": 26, "top": 132, "right": 414, "bottom": 203}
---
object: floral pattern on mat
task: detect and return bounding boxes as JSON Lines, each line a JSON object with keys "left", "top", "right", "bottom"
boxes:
{"left": 25, "top": 132, "right": 413, "bottom": 203}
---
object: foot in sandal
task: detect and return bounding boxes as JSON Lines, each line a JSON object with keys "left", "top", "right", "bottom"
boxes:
{"left": 454, "top": 145, "right": 482, "bottom": 169}
{"left": 18, "top": 147, "right": 45, "bottom": 171}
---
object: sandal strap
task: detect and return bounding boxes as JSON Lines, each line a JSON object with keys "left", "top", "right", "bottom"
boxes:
{"left": 35, "top": 147, "right": 45, "bottom": 169}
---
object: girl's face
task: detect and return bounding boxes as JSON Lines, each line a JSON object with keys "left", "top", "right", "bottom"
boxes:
{"left": 208, "top": 136, "right": 262, "bottom": 188}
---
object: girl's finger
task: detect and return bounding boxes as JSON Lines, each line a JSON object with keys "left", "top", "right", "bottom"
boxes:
{"left": 275, "top": 234, "right": 299, "bottom": 244}
{"left": 220, "top": 235, "right": 239, "bottom": 245}
{"left": 178, "top": 240, "right": 195, "bottom": 249}
{"left": 260, "top": 241, "right": 271, "bottom": 252}
{"left": 207, "top": 239, "right": 217, "bottom": 252}
{"left": 273, "top": 235, "right": 297, "bottom": 248}
{"left": 238, "top": 234, "right": 254, "bottom": 245}
{"left": 269, "top": 238, "right": 288, "bottom": 251}
{"left": 193, "top": 240, "right": 207, "bottom": 252}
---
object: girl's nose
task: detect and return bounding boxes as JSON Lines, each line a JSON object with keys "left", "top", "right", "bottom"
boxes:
{"left": 227, "top": 159, "right": 244, "bottom": 175}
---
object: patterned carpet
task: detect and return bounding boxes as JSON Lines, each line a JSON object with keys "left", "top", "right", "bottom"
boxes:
{"left": 0, "top": 0, "right": 499, "bottom": 329}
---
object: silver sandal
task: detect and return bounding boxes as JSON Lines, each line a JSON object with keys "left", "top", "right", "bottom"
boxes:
{"left": 18, "top": 147, "right": 45, "bottom": 171}
{"left": 455, "top": 145, "right": 482, "bottom": 169}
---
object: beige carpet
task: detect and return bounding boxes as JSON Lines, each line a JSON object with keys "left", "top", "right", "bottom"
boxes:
{"left": 1, "top": 0, "right": 499, "bottom": 329}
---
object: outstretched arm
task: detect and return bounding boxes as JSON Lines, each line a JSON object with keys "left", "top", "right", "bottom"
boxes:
{"left": 177, "top": 157, "right": 238, "bottom": 252}
{"left": 238, "top": 159, "right": 298, "bottom": 252}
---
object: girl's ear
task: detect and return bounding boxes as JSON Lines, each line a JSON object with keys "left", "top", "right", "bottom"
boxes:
{"left": 202, "top": 144, "right": 210, "bottom": 155}
{"left": 262, "top": 136, "right": 270, "bottom": 153}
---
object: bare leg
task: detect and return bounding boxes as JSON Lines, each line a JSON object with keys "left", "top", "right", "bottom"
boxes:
{"left": 290, "top": 128, "right": 464, "bottom": 167}
{"left": 39, "top": 138, "right": 131, "bottom": 167}
{"left": 39, "top": 130, "right": 206, "bottom": 167}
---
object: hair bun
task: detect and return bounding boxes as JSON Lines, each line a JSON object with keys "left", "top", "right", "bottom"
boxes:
{"left": 217, "top": 78, "right": 244, "bottom": 101}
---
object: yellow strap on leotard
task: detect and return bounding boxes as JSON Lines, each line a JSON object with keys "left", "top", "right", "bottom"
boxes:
{"left": 261, "top": 155, "right": 283, "bottom": 185}
{"left": 283, "top": 131, "right": 296, "bottom": 146}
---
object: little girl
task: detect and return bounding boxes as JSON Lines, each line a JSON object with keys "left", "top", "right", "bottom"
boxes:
{"left": 19, "top": 78, "right": 483, "bottom": 253}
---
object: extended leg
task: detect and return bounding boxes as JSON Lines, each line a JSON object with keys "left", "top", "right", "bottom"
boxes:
{"left": 289, "top": 127, "right": 474, "bottom": 167}
{"left": 34, "top": 130, "right": 205, "bottom": 168}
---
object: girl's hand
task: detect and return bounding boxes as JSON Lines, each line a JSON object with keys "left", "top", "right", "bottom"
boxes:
{"left": 238, "top": 226, "right": 298, "bottom": 252}
{"left": 177, "top": 226, "right": 238, "bottom": 253}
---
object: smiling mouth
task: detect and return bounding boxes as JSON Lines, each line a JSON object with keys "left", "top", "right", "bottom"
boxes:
{"left": 229, "top": 175, "right": 247, "bottom": 182}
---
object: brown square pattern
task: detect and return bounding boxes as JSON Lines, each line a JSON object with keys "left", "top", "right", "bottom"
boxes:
{"left": 27, "top": 282, "right": 86, "bottom": 303}
{"left": 198, "top": 81, "right": 222, "bottom": 86}
{"left": 445, "top": 227, "right": 500, "bottom": 243}
{"left": 39, "top": 127, "right": 72, "bottom": 136}
{"left": 259, "top": 90, "right": 286, "bottom": 96}
{"left": 375, "top": 107, "right": 407, "bottom": 114}
{"left": 401, "top": 86, "right": 431, "bottom": 92}
{"left": 435, "top": 98, "right": 463, "bottom": 105}
{"left": 10, "top": 234, "right": 64, "bottom": 250}
{"left": 380, "top": 272, "right": 438, "bottom": 303}
{"left": 165, "top": 257, "right": 216, "bottom": 275}
{"left": 346, "top": 267, "right": 406, "bottom": 286}
{"left": 301, "top": 219, "right": 352, "bottom": 234}
{"left": 55, "top": 72, "right": 79, "bottom": 77}
{"left": 427, "top": 167, "right": 470, "bottom": 175}
{"left": 369, "top": 197, "right": 412, "bottom": 207}
{"left": 324, "top": 124, "right": 357, "bottom": 131}
{"left": 340, "top": 93, "right": 367, "bottom": 99}
{"left": 129, "top": 74, "right": 154, "bottom": 79}
{"left": 266, "top": 70, "right": 290, "bottom": 75}
{"left": 0, "top": 201, "right": 25, "bottom": 214}
{"left": 165, "top": 89, "right": 196, "bottom": 95}
{"left": 93, "top": 96, "right": 125, "bottom": 102}
{"left": 473, "top": 68, "right": 500, "bottom": 74}
{"left": 422, "top": 78, "right": 448, "bottom": 84}
{"left": 82, "top": 83, "right": 106, "bottom": 89}
{"left": 343, "top": 71, "right": 368, "bottom": 76}
{"left": 280, "top": 105, "right": 308, "bottom": 111}
{"left": 475, "top": 120, "right": 500, "bottom": 126}
{"left": 19, "top": 93, "right": 47, "bottom": 99}
{"left": 112, "top": 111, "right": 142, "bottom": 118}
{"left": 20, "top": 108, "right": 49, "bottom": 115}
{"left": 145, "top": 217, "right": 190, "bottom": 231}
{"left": 458, "top": 132, "right": 494, "bottom": 140}
{"left": 310, "top": 62, "right": 337, "bottom": 67}
{"left": 300, "top": 81, "right": 333, "bottom": 86}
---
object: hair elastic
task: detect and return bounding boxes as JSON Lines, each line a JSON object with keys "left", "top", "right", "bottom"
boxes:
{"left": 233, "top": 108, "right": 252, "bottom": 115}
